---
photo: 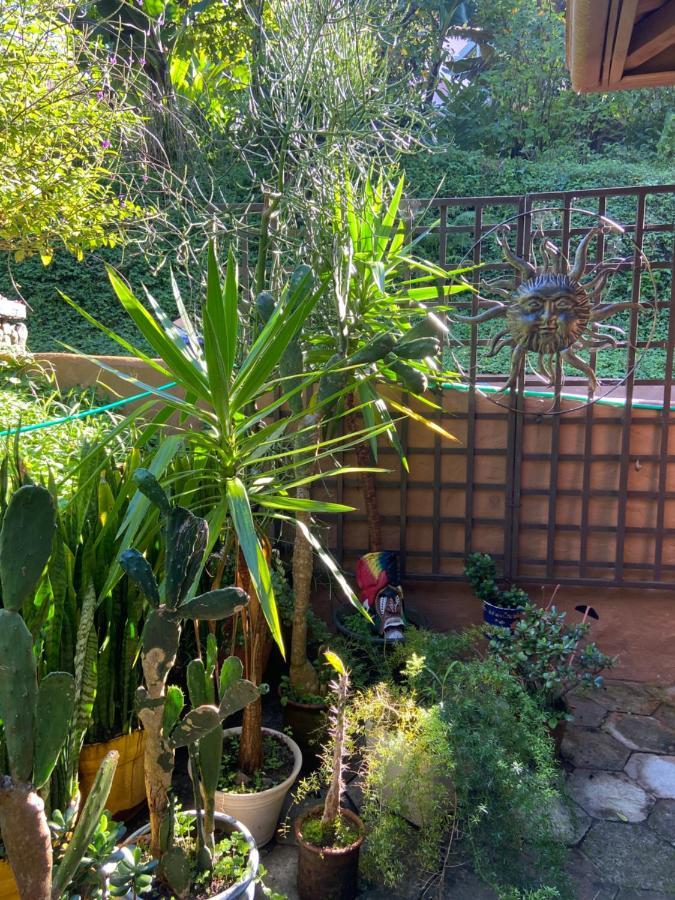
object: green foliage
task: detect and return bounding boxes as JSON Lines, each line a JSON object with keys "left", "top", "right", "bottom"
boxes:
{"left": 0, "top": 1, "right": 142, "bottom": 263}
{"left": 50, "top": 807, "right": 126, "bottom": 899}
{"left": 108, "top": 844, "right": 157, "bottom": 897}
{"left": 486, "top": 604, "right": 616, "bottom": 724}
{"left": 0, "top": 369, "right": 123, "bottom": 488}
{"left": 350, "top": 683, "right": 456, "bottom": 887}
{"left": 299, "top": 812, "right": 361, "bottom": 850}
{"left": 464, "top": 552, "right": 527, "bottom": 608}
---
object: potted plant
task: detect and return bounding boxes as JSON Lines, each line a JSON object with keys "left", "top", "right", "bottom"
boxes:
{"left": 120, "top": 471, "right": 261, "bottom": 861}
{"left": 294, "top": 653, "right": 365, "bottom": 900}
{"left": 464, "top": 552, "right": 527, "bottom": 627}
{"left": 0, "top": 484, "right": 120, "bottom": 900}
{"left": 486, "top": 602, "right": 616, "bottom": 745}
{"left": 64, "top": 245, "right": 373, "bottom": 845}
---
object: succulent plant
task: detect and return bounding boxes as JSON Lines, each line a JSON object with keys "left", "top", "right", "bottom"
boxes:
{"left": 120, "top": 469, "right": 259, "bottom": 887}
{"left": 0, "top": 484, "right": 119, "bottom": 900}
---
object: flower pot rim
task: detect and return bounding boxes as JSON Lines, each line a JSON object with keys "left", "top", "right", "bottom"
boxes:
{"left": 82, "top": 726, "right": 145, "bottom": 748}
{"left": 294, "top": 804, "right": 365, "bottom": 857}
{"left": 121, "top": 810, "right": 259, "bottom": 900}
{"left": 482, "top": 599, "right": 524, "bottom": 613}
{"left": 218, "top": 726, "right": 302, "bottom": 799}
{"left": 278, "top": 684, "right": 328, "bottom": 711}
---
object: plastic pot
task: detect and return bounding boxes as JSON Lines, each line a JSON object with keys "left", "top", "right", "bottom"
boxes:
{"left": 333, "top": 603, "right": 427, "bottom": 645}
{"left": 295, "top": 805, "right": 364, "bottom": 900}
{"left": 215, "top": 727, "right": 302, "bottom": 846}
{"left": 79, "top": 729, "right": 146, "bottom": 818}
{"left": 121, "top": 810, "right": 259, "bottom": 900}
{"left": 482, "top": 600, "right": 522, "bottom": 628}
{"left": 279, "top": 688, "right": 327, "bottom": 771}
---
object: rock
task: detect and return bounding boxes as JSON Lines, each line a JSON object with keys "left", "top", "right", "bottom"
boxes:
{"left": 625, "top": 754, "right": 675, "bottom": 800}
{"left": 561, "top": 726, "right": 631, "bottom": 770}
{"left": 647, "top": 799, "right": 675, "bottom": 843}
{"left": 234, "top": 771, "right": 251, "bottom": 786}
{"left": 616, "top": 892, "right": 675, "bottom": 899}
{"left": 567, "top": 693, "right": 609, "bottom": 727}
{"left": 605, "top": 714, "right": 675, "bottom": 754}
{"left": 547, "top": 795, "right": 592, "bottom": 845}
{"left": 593, "top": 682, "right": 662, "bottom": 716}
{"left": 582, "top": 821, "right": 675, "bottom": 891}
{"left": 567, "top": 769, "right": 653, "bottom": 822}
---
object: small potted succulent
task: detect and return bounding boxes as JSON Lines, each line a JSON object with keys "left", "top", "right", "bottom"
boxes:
{"left": 464, "top": 552, "right": 526, "bottom": 628}
{"left": 486, "top": 602, "right": 616, "bottom": 748}
{"left": 294, "top": 652, "right": 365, "bottom": 900}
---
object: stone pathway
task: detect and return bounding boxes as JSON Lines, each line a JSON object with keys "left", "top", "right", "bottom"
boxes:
{"left": 258, "top": 680, "right": 675, "bottom": 899}
{"left": 560, "top": 679, "right": 675, "bottom": 898}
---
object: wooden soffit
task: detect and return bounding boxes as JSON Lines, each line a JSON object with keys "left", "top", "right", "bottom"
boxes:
{"left": 567, "top": 0, "right": 675, "bottom": 91}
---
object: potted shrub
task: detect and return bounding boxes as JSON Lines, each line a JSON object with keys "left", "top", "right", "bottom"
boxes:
{"left": 486, "top": 602, "right": 616, "bottom": 747}
{"left": 294, "top": 653, "right": 365, "bottom": 900}
{"left": 0, "top": 484, "right": 120, "bottom": 900}
{"left": 464, "top": 552, "right": 527, "bottom": 627}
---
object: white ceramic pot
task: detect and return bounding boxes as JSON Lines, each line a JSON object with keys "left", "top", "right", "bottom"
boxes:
{"left": 215, "top": 727, "right": 302, "bottom": 846}
{"left": 121, "top": 811, "right": 258, "bottom": 900}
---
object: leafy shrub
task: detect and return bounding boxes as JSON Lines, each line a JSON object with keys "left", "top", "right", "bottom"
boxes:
{"left": 486, "top": 604, "right": 616, "bottom": 725}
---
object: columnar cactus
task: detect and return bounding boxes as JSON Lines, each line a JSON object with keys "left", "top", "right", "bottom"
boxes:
{"left": 120, "top": 470, "right": 258, "bottom": 872}
{"left": 0, "top": 485, "right": 119, "bottom": 900}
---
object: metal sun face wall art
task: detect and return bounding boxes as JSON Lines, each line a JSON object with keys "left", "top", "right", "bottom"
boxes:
{"left": 458, "top": 225, "right": 636, "bottom": 394}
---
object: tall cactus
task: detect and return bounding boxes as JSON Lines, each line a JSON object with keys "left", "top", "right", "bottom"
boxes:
{"left": 120, "top": 470, "right": 258, "bottom": 866}
{"left": 0, "top": 485, "right": 119, "bottom": 900}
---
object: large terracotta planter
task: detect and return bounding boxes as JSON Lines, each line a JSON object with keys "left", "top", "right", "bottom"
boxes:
{"left": 295, "top": 805, "right": 364, "bottom": 900}
{"left": 79, "top": 729, "right": 146, "bottom": 818}
{"left": 215, "top": 727, "right": 302, "bottom": 846}
{"left": 0, "top": 859, "right": 19, "bottom": 900}
{"left": 122, "top": 810, "right": 258, "bottom": 899}
{"left": 280, "top": 688, "right": 327, "bottom": 771}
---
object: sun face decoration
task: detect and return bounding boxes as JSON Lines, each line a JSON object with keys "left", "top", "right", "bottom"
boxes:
{"left": 458, "top": 225, "right": 635, "bottom": 394}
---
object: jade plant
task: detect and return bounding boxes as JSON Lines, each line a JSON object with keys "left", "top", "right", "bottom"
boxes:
{"left": 0, "top": 484, "right": 119, "bottom": 900}
{"left": 464, "top": 552, "right": 528, "bottom": 609}
{"left": 120, "top": 469, "right": 260, "bottom": 879}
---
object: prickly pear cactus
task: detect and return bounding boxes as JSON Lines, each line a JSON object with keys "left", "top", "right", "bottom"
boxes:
{"left": 0, "top": 486, "right": 118, "bottom": 900}
{"left": 121, "top": 470, "right": 255, "bottom": 870}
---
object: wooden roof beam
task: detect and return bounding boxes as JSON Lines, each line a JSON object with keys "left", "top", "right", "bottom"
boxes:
{"left": 625, "top": 0, "right": 675, "bottom": 68}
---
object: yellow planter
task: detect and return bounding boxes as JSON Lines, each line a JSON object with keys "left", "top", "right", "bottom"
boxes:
{"left": 0, "top": 859, "right": 19, "bottom": 900}
{"left": 79, "top": 730, "right": 146, "bottom": 818}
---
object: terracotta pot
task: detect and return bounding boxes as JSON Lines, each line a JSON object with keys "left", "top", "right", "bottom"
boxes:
{"left": 215, "top": 727, "right": 302, "bottom": 846}
{"left": 279, "top": 688, "right": 327, "bottom": 771}
{"left": 0, "top": 859, "right": 19, "bottom": 900}
{"left": 79, "top": 729, "right": 146, "bottom": 818}
{"left": 295, "top": 805, "right": 364, "bottom": 900}
{"left": 122, "top": 810, "right": 258, "bottom": 899}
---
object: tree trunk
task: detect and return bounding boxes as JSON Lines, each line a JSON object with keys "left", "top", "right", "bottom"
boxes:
{"left": 346, "top": 397, "right": 382, "bottom": 553}
{"left": 236, "top": 547, "right": 270, "bottom": 776}
{"left": 289, "top": 495, "right": 321, "bottom": 695}
{"left": 138, "top": 706, "right": 173, "bottom": 859}
{"left": 0, "top": 777, "right": 52, "bottom": 900}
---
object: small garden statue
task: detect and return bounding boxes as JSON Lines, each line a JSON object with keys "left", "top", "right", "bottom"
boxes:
{"left": 458, "top": 224, "right": 635, "bottom": 393}
{"left": 356, "top": 551, "right": 406, "bottom": 641}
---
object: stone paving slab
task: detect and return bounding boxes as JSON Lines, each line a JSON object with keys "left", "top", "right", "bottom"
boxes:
{"left": 648, "top": 800, "right": 675, "bottom": 843}
{"left": 561, "top": 725, "right": 631, "bottom": 770}
{"left": 581, "top": 821, "right": 675, "bottom": 891}
{"left": 565, "top": 848, "right": 619, "bottom": 900}
{"left": 567, "top": 769, "right": 653, "bottom": 822}
{"left": 625, "top": 754, "right": 675, "bottom": 800}
{"left": 593, "top": 682, "right": 663, "bottom": 715}
{"left": 567, "top": 693, "right": 610, "bottom": 727}
{"left": 615, "top": 891, "right": 675, "bottom": 899}
{"left": 548, "top": 795, "right": 592, "bottom": 845}
{"left": 656, "top": 704, "right": 675, "bottom": 731}
{"left": 605, "top": 713, "right": 675, "bottom": 754}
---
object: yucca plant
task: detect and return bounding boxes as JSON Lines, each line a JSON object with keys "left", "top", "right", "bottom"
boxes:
{"left": 61, "top": 245, "right": 384, "bottom": 778}
{"left": 285, "top": 170, "right": 470, "bottom": 695}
